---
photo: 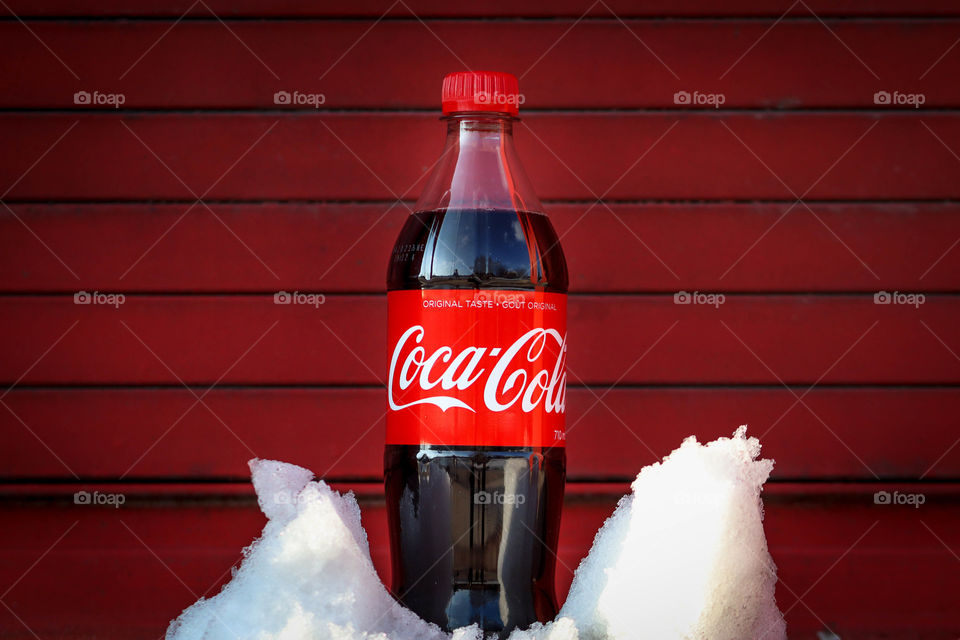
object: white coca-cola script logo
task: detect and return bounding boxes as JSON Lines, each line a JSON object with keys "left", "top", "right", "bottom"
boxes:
{"left": 388, "top": 326, "right": 567, "bottom": 414}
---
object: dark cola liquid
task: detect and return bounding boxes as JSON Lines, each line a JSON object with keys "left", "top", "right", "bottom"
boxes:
{"left": 386, "top": 208, "right": 567, "bottom": 635}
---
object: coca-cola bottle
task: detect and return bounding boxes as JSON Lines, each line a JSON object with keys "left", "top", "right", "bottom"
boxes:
{"left": 384, "top": 71, "right": 568, "bottom": 636}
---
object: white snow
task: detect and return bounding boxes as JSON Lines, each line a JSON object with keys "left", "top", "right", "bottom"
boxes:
{"left": 558, "top": 426, "right": 786, "bottom": 640}
{"left": 166, "top": 427, "right": 785, "bottom": 640}
{"left": 166, "top": 459, "right": 459, "bottom": 640}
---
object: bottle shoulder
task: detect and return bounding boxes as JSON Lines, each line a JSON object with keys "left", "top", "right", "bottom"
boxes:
{"left": 387, "top": 208, "right": 568, "bottom": 293}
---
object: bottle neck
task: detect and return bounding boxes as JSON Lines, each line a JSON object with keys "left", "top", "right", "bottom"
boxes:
{"left": 413, "top": 113, "right": 544, "bottom": 214}
{"left": 446, "top": 112, "right": 514, "bottom": 137}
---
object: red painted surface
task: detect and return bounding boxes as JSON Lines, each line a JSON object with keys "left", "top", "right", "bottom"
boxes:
{"left": 4, "top": 387, "right": 960, "bottom": 481}
{"left": 2, "top": 113, "right": 960, "bottom": 201}
{"left": 1, "top": 21, "right": 959, "bottom": 109}
{"left": 2, "top": 203, "right": 959, "bottom": 292}
{"left": 0, "top": 3, "right": 958, "bottom": 637}
{"left": 6, "top": 1, "right": 960, "bottom": 17}
{"left": 0, "top": 295, "right": 957, "bottom": 385}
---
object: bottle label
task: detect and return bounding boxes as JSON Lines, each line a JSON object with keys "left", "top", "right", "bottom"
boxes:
{"left": 386, "top": 289, "right": 567, "bottom": 448}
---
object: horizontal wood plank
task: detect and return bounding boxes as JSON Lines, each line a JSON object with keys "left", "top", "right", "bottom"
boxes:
{"left": 0, "top": 484, "right": 957, "bottom": 637}
{"left": 3, "top": 202, "right": 959, "bottom": 293}
{"left": 0, "top": 295, "right": 957, "bottom": 385}
{"left": 2, "top": 113, "right": 960, "bottom": 200}
{"left": 1, "top": 21, "right": 958, "bottom": 108}
{"left": 3, "top": 387, "right": 959, "bottom": 481}
{"left": 4, "top": 1, "right": 960, "bottom": 17}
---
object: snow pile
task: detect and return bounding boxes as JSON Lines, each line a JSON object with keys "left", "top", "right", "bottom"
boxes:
{"left": 559, "top": 426, "right": 786, "bottom": 639}
{"left": 166, "top": 459, "right": 466, "bottom": 640}
{"left": 166, "top": 428, "right": 785, "bottom": 640}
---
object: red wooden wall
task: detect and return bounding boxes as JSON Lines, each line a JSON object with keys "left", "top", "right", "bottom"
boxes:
{"left": 1, "top": 2, "right": 960, "bottom": 638}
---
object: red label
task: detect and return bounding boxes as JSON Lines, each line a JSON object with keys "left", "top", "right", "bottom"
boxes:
{"left": 386, "top": 289, "right": 567, "bottom": 448}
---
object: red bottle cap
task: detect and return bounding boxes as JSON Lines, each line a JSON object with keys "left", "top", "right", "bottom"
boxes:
{"left": 441, "top": 71, "right": 522, "bottom": 116}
